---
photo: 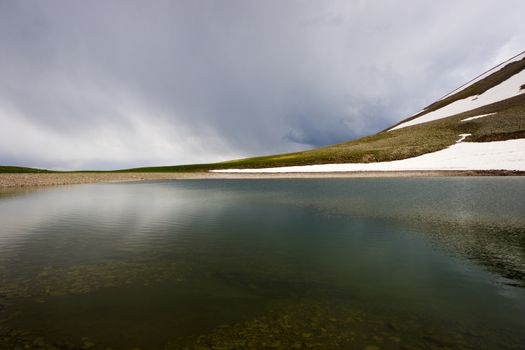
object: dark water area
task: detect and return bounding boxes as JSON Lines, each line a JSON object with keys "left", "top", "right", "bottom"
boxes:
{"left": 0, "top": 178, "right": 524, "bottom": 349}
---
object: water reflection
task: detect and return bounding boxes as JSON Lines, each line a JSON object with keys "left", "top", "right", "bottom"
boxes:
{"left": 0, "top": 178, "right": 524, "bottom": 349}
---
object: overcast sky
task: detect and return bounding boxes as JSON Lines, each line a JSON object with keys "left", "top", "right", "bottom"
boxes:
{"left": 1, "top": 0, "right": 524, "bottom": 170}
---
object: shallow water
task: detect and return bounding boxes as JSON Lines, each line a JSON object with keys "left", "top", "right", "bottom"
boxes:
{"left": 0, "top": 178, "right": 524, "bottom": 349}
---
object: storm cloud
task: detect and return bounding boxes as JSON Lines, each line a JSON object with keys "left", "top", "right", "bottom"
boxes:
{"left": 1, "top": 0, "right": 524, "bottom": 169}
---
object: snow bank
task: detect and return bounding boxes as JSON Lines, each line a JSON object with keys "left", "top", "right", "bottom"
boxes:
{"left": 456, "top": 134, "right": 471, "bottom": 143}
{"left": 439, "top": 51, "right": 525, "bottom": 100}
{"left": 390, "top": 69, "right": 525, "bottom": 130}
{"left": 211, "top": 139, "right": 525, "bottom": 173}
{"left": 461, "top": 113, "right": 497, "bottom": 122}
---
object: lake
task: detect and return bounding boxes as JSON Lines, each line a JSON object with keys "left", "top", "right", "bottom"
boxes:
{"left": 0, "top": 178, "right": 524, "bottom": 349}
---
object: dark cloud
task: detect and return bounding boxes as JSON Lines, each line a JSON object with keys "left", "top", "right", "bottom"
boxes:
{"left": 0, "top": 0, "right": 523, "bottom": 169}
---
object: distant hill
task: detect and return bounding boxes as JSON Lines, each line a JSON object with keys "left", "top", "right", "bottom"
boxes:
{"left": 0, "top": 166, "right": 53, "bottom": 173}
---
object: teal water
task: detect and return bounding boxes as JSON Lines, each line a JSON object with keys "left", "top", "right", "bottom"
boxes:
{"left": 0, "top": 178, "right": 524, "bottom": 349}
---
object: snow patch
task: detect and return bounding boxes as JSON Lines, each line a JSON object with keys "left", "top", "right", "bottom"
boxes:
{"left": 211, "top": 139, "right": 525, "bottom": 172}
{"left": 456, "top": 134, "right": 471, "bottom": 143}
{"left": 440, "top": 51, "right": 525, "bottom": 100}
{"left": 390, "top": 69, "right": 525, "bottom": 131}
{"left": 461, "top": 113, "right": 497, "bottom": 122}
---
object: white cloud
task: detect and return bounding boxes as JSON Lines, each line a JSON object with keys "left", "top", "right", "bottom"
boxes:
{"left": 0, "top": 0, "right": 524, "bottom": 169}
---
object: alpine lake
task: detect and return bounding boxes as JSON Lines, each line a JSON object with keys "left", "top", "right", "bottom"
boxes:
{"left": 0, "top": 178, "right": 524, "bottom": 350}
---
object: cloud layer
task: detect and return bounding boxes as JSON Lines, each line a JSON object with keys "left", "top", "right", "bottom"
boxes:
{"left": 1, "top": 0, "right": 524, "bottom": 170}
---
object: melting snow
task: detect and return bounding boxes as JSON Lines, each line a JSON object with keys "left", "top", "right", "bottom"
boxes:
{"left": 211, "top": 139, "right": 525, "bottom": 172}
{"left": 456, "top": 134, "right": 471, "bottom": 143}
{"left": 439, "top": 51, "right": 525, "bottom": 100}
{"left": 390, "top": 69, "right": 525, "bottom": 130}
{"left": 461, "top": 113, "right": 497, "bottom": 122}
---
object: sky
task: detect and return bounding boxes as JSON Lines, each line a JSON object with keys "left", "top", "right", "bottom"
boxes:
{"left": 1, "top": 0, "right": 524, "bottom": 170}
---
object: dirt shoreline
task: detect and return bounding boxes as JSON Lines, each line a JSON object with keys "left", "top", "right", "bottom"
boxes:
{"left": 0, "top": 170, "right": 524, "bottom": 188}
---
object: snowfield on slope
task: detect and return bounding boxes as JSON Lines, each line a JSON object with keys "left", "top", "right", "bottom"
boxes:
{"left": 439, "top": 51, "right": 525, "bottom": 101}
{"left": 390, "top": 69, "right": 525, "bottom": 130}
{"left": 461, "top": 113, "right": 497, "bottom": 122}
{"left": 211, "top": 139, "right": 525, "bottom": 173}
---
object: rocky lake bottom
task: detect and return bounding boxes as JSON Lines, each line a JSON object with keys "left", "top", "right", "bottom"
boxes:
{"left": 1, "top": 178, "right": 524, "bottom": 349}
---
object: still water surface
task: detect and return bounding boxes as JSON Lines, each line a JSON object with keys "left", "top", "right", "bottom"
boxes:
{"left": 0, "top": 178, "right": 524, "bottom": 349}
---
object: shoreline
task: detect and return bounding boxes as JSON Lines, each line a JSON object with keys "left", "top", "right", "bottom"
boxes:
{"left": 1, "top": 170, "right": 524, "bottom": 188}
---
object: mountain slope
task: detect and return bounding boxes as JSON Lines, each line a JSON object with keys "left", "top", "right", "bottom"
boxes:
{"left": 125, "top": 52, "right": 525, "bottom": 173}
{"left": 390, "top": 51, "right": 525, "bottom": 130}
{"left": 2, "top": 52, "right": 524, "bottom": 173}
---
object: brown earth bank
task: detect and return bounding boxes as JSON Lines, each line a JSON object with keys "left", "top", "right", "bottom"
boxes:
{"left": 0, "top": 170, "right": 524, "bottom": 188}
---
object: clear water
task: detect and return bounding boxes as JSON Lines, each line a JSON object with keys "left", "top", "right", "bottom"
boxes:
{"left": 0, "top": 178, "right": 524, "bottom": 349}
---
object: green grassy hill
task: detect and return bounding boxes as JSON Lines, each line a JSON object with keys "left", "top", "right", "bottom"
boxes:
{"left": 0, "top": 166, "right": 53, "bottom": 173}
{"left": 119, "top": 93, "right": 525, "bottom": 172}
{"left": 2, "top": 52, "right": 524, "bottom": 173}
{"left": 120, "top": 52, "right": 525, "bottom": 172}
{"left": 389, "top": 52, "right": 525, "bottom": 130}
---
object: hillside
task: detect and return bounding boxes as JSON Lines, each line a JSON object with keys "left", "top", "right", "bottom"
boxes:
{"left": 123, "top": 51, "right": 525, "bottom": 173}
{"left": 390, "top": 51, "right": 525, "bottom": 130}
{"left": 2, "top": 51, "right": 525, "bottom": 173}
{"left": 0, "top": 166, "right": 53, "bottom": 174}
